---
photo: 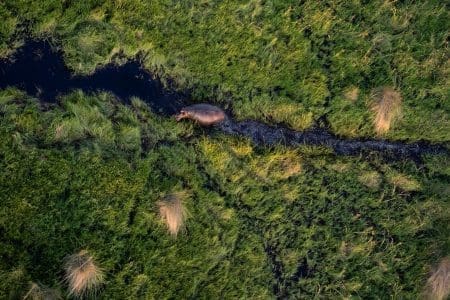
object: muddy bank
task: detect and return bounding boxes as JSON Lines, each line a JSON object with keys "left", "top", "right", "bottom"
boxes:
{"left": 0, "top": 40, "right": 447, "bottom": 158}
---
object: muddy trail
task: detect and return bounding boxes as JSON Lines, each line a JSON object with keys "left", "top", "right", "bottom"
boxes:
{"left": 0, "top": 40, "right": 447, "bottom": 159}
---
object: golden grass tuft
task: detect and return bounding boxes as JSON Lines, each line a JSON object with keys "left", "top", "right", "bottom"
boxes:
{"left": 344, "top": 86, "right": 360, "bottom": 102}
{"left": 358, "top": 171, "right": 382, "bottom": 189}
{"left": 370, "top": 86, "right": 402, "bottom": 135}
{"left": 64, "top": 250, "right": 104, "bottom": 298}
{"left": 388, "top": 173, "right": 421, "bottom": 192}
{"left": 424, "top": 257, "right": 450, "bottom": 300}
{"left": 23, "top": 282, "right": 61, "bottom": 300}
{"left": 157, "top": 192, "right": 188, "bottom": 236}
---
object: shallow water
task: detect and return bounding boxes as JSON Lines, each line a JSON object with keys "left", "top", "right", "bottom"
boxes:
{"left": 0, "top": 40, "right": 447, "bottom": 159}
{"left": 218, "top": 120, "right": 447, "bottom": 159}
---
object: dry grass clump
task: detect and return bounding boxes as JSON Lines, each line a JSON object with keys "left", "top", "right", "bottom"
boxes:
{"left": 64, "top": 250, "right": 104, "bottom": 298}
{"left": 388, "top": 173, "right": 421, "bottom": 192}
{"left": 358, "top": 171, "right": 382, "bottom": 189}
{"left": 23, "top": 282, "right": 61, "bottom": 300}
{"left": 344, "top": 86, "right": 360, "bottom": 102}
{"left": 424, "top": 257, "right": 450, "bottom": 300}
{"left": 370, "top": 86, "right": 402, "bottom": 135}
{"left": 157, "top": 192, "right": 188, "bottom": 236}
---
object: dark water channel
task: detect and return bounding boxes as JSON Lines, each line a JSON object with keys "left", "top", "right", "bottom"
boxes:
{"left": 0, "top": 40, "right": 447, "bottom": 159}
{"left": 0, "top": 40, "right": 187, "bottom": 114}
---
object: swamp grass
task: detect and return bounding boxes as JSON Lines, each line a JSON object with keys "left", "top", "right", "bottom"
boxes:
{"left": 0, "top": 89, "right": 448, "bottom": 298}
{"left": 0, "top": 0, "right": 449, "bottom": 298}
{"left": 0, "top": 0, "right": 448, "bottom": 141}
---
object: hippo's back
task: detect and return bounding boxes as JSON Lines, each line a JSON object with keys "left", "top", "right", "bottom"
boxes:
{"left": 185, "top": 104, "right": 226, "bottom": 125}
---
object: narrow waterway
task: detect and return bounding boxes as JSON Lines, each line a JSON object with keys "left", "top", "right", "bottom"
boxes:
{"left": 0, "top": 40, "right": 447, "bottom": 159}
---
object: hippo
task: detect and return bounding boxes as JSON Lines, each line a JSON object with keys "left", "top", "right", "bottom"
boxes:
{"left": 175, "top": 104, "right": 226, "bottom": 126}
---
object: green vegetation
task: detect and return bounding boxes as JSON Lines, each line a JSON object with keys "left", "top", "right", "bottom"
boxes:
{"left": 0, "top": 90, "right": 448, "bottom": 298}
{"left": 0, "top": 0, "right": 449, "bottom": 298}
{"left": 1, "top": 0, "right": 448, "bottom": 140}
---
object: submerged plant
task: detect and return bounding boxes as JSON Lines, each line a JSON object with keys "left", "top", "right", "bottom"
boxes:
{"left": 424, "top": 257, "right": 450, "bottom": 300}
{"left": 157, "top": 192, "right": 188, "bottom": 236}
{"left": 370, "top": 87, "right": 402, "bottom": 135}
{"left": 63, "top": 250, "right": 104, "bottom": 298}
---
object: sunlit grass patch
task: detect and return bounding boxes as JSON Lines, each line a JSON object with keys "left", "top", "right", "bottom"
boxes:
{"left": 64, "top": 250, "right": 105, "bottom": 298}
{"left": 0, "top": 4, "right": 18, "bottom": 57}
{"left": 23, "top": 282, "right": 61, "bottom": 300}
{"left": 343, "top": 86, "right": 360, "bottom": 102}
{"left": 251, "top": 149, "right": 302, "bottom": 182}
{"left": 117, "top": 124, "right": 141, "bottom": 151}
{"left": 370, "top": 87, "right": 402, "bottom": 135}
{"left": 62, "top": 21, "right": 118, "bottom": 74}
{"left": 199, "top": 138, "right": 235, "bottom": 173}
{"left": 424, "top": 257, "right": 450, "bottom": 300}
{"left": 387, "top": 172, "right": 421, "bottom": 192}
{"left": 157, "top": 192, "right": 189, "bottom": 236}
{"left": 228, "top": 139, "right": 253, "bottom": 157}
{"left": 358, "top": 171, "right": 382, "bottom": 189}
{"left": 233, "top": 95, "right": 314, "bottom": 130}
{"left": 51, "top": 92, "right": 115, "bottom": 144}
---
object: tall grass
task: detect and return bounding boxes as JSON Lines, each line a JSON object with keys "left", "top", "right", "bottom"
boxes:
{"left": 64, "top": 250, "right": 104, "bottom": 298}
{"left": 23, "top": 282, "right": 61, "bottom": 300}
{"left": 370, "top": 87, "right": 402, "bottom": 135}
{"left": 157, "top": 192, "right": 188, "bottom": 236}
{"left": 424, "top": 257, "right": 450, "bottom": 300}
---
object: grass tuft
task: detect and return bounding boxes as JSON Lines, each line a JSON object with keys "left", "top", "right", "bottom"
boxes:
{"left": 64, "top": 250, "right": 104, "bottom": 298}
{"left": 388, "top": 173, "right": 421, "bottom": 192}
{"left": 425, "top": 257, "right": 450, "bottom": 300}
{"left": 358, "top": 171, "right": 381, "bottom": 189}
{"left": 23, "top": 282, "right": 61, "bottom": 300}
{"left": 157, "top": 192, "right": 188, "bottom": 236}
{"left": 370, "top": 87, "right": 402, "bottom": 135}
{"left": 343, "top": 86, "right": 360, "bottom": 102}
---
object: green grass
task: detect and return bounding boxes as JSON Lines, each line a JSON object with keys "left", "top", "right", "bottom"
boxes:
{"left": 2, "top": 0, "right": 448, "bottom": 140}
{"left": 0, "top": 90, "right": 448, "bottom": 298}
{"left": 0, "top": 0, "right": 449, "bottom": 298}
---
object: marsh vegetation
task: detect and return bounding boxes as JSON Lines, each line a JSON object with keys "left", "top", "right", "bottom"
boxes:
{"left": 0, "top": 0, "right": 449, "bottom": 299}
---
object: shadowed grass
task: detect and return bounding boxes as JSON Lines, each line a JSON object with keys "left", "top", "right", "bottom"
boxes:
{"left": 23, "top": 282, "right": 61, "bottom": 300}
{"left": 425, "top": 257, "right": 450, "bottom": 300}
{"left": 157, "top": 192, "right": 189, "bottom": 236}
{"left": 64, "top": 250, "right": 104, "bottom": 298}
{"left": 370, "top": 87, "right": 402, "bottom": 135}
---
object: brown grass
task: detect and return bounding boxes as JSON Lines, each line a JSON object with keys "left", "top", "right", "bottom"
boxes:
{"left": 358, "top": 171, "right": 381, "bottom": 189}
{"left": 370, "top": 86, "right": 402, "bottom": 135}
{"left": 344, "top": 86, "right": 359, "bottom": 102}
{"left": 23, "top": 282, "right": 61, "bottom": 300}
{"left": 424, "top": 257, "right": 450, "bottom": 300}
{"left": 64, "top": 250, "right": 104, "bottom": 298}
{"left": 157, "top": 192, "right": 188, "bottom": 236}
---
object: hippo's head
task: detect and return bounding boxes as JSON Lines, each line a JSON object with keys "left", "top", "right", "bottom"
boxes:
{"left": 175, "top": 109, "right": 190, "bottom": 121}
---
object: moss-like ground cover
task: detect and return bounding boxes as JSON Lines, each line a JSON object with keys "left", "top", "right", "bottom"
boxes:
{"left": 0, "top": 0, "right": 449, "bottom": 298}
